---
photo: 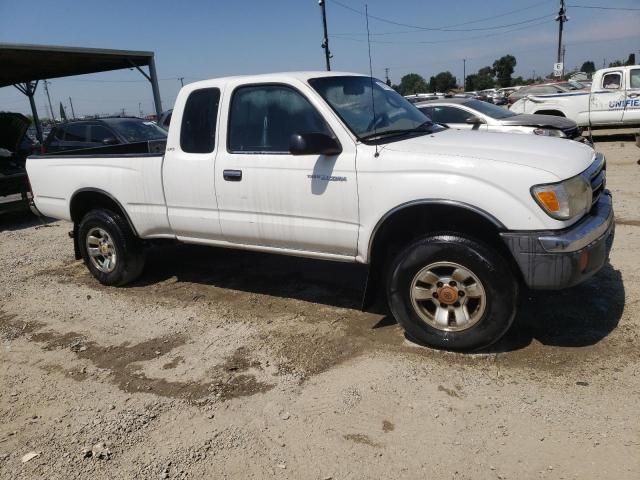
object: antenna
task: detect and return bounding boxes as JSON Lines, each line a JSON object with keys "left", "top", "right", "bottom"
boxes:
{"left": 365, "top": 4, "right": 379, "bottom": 157}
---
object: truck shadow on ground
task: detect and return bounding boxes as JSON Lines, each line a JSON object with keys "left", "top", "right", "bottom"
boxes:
{"left": 136, "top": 244, "right": 624, "bottom": 353}
{"left": 488, "top": 263, "right": 624, "bottom": 352}
{"left": 0, "top": 209, "right": 55, "bottom": 232}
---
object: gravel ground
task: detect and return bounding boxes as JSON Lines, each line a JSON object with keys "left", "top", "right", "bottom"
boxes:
{"left": 1, "top": 135, "right": 639, "bottom": 479}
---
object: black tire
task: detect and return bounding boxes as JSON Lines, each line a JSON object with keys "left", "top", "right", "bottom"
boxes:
{"left": 78, "top": 209, "right": 144, "bottom": 286}
{"left": 387, "top": 234, "right": 518, "bottom": 351}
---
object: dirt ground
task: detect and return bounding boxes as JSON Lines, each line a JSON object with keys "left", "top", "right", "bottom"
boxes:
{"left": 1, "top": 133, "right": 639, "bottom": 479}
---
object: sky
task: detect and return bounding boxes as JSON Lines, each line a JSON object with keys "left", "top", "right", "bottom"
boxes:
{"left": 0, "top": 0, "right": 639, "bottom": 118}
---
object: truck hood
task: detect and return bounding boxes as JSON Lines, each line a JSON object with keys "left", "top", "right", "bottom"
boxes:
{"left": 382, "top": 129, "right": 595, "bottom": 179}
{"left": 500, "top": 113, "right": 576, "bottom": 130}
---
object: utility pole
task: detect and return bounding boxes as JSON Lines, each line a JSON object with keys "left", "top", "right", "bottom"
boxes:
{"left": 561, "top": 45, "right": 566, "bottom": 79}
{"left": 139, "top": 102, "right": 143, "bottom": 117}
{"left": 384, "top": 67, "right": 390, "bottom": 85}
{"left": 43, "top": 80, "right": 56, "bottom": 123}
{"left": 178, "top": 77, "right": 184, "bottom": 87}
{"left": 68, "top": 97, "right": 76, "bottom": 119}
{"left": 555, "top": 0, "right": 567, "bottom": 66}
{"left": 319, "top": 0, "right": 332, "bottom": 71}
{"left": 463, "top": 59, "right": 466, "bottom": 90}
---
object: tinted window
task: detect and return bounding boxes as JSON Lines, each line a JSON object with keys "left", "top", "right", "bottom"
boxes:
{"left": 229, "top": 85, "right": 331, "bottom": 153}
{"left": 89, "top": 125, "right": 116, "bottom": 143}
{"left": 602, "top": 73, "right": 621, "bottom": 89}
{"left": 109, "top": 119, "right": 167, "bottom": 143}
{"left": 427, "top": 106, "right": 470, "bottom": 124}
{"left": 417, "top": 106, "right": 435, "bottom": 118}
{"left": 464, "top": 99, "right": 516, "bottom": 119}
{"left": 631, "top": 69, "right": 640, "bottom": 89}
{"left": 64, "top": 124, "right": 87, "bottom": 142}
{"left": 180, "top": 88, "right": 220, "bottom": 153}
{"left": 53, "top": 128, "right": 64, "bottom": 140}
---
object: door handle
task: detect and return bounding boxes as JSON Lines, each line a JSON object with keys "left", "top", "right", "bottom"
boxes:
{"left": 629, "top": 93, "right": 640, "bottom": 98}
{"left": 223, "top": 169, "right": 242, "bottom": 181}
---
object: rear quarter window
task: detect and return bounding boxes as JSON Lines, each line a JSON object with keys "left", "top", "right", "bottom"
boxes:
{"left": 180, "top": 88, "right": 221, "bottom": 154}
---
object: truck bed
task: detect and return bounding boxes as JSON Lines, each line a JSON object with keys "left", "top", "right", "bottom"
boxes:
{"left": 27, "top": 141, "right": 170, "bottom": 237}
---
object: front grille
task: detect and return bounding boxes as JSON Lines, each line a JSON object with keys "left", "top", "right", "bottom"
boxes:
{"left": 587, "top": 154, "right": 606, "bottom": 207}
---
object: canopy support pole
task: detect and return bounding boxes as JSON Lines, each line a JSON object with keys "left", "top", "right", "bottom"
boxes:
{"left": 14, "top": 80, "right": 43, "bottom": 143}
{"left": 128, "top": 56, "right": 162, "bottom": 119}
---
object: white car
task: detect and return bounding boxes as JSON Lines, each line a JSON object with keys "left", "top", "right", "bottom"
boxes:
{"left": 27, "top": 71, "right": 614, "bottom": 351}
{"left": 416, "top": 98, "right": 587, "bottom": 142}
{"left": 511, "top": 65, "right": 640, "bottom": 128}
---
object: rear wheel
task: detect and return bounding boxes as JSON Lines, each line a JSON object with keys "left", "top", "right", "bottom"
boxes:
{"left": 78, "top": 209, "right": 144, "bottom": 286}
{"left": 386, "top": 234, "right": 518, "bottom": 351}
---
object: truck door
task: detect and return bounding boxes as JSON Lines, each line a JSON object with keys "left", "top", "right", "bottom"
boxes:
{"left": 622, "top": 67, "right": 640, "bottom": 124}
{"left": 214, "top": 83, "right": 359, "bottom": 257}
{"left": 589, "top": 70, "right": 625, "bottom": 125}
{"left": 162, "top": 87, "right": 224, "bottom": 241}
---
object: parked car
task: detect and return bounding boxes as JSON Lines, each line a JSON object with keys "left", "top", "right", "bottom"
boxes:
{"left": 43, "top": 117, "right": 167, "bottom": 153}
{"left": 508, "top": 83, "right": 572, "bottom": 104}
{"left": 27, "top": 71, "right": 613, "bottom": 351}
{"left": 405, "top": 93, "right": 446, "bottom": 103}
{"left": 416, "top": 98, "right": 586, "bottom": 142}
{"left": 0, "top": 112, "right": 32, "bottom": 212}
{"left": 511, "top": 65, "right": 640, "bottom": 128}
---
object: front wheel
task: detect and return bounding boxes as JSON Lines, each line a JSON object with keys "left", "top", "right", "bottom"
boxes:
{"left": 78, "top": 209, "right": 145, "bottom": 286}
{"left": 387, "top": 234, "right": 518, "bottom": 351}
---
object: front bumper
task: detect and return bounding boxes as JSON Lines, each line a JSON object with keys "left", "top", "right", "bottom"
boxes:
{"left": 501, "top": 192, "right": 614, "bottom": 290}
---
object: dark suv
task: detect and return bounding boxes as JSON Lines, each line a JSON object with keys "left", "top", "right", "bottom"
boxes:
{"left": 43, "top": 117, "right": 167, "bottom": 153}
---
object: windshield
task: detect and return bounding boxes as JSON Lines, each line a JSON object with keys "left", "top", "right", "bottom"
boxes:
{"left": 109, "top": 120, "right": 167, "bottom": 142}
{"left": 464, "top": 99, "right": 517, "bottom": 119}
{"left": 309, "top": 76, "right": 432, "bottom": 140}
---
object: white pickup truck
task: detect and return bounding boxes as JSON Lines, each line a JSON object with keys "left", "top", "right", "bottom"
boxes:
{"left": 27, "top": 72, "right": 614, "bottom": 351}
{"left": 511, "top": 65, "right": 640, "bottom": 128}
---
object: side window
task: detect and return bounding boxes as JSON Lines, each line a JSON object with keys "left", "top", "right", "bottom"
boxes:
{"left": 418, "top": 106, "right": 434, "bottom": 119}
{"left": 630, "top": 69, "right": 640, "bottom": 89}
{"left": 53, "top": 128, "right": 64, "bottom": 140}
{"left": 64, "top": 124, "right": 87, "bottom": 142}
{"left": 88, "top": 125, "right": 116, "bottom": 143}
{"left": 228, "top": 85, "right": 331, "bottom": 153}
{"left": 429, "top": 106, "right": 470, "bottom": 124}
{"left": 602, "top": 73, "right": 621, "bottom": 90}
{"left": 180, "top": 88, "right": 220, "bottom": 154}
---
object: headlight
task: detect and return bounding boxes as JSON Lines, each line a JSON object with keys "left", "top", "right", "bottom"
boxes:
{"left": 531, "top": 174, "right": 592, "bottom": 220}
{"left": 533, "top": 128, "right": 566, "bottom": 138}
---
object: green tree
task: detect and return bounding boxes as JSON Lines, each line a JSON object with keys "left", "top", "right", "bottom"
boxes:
{"left": 580, "top": 61, "right": 596, "bottom": 74}
{"left": 464, "top": 69, "right": 495, "bottom": 91}
{"left": 608, "top": 60, "right": 624, "bottom": 68}
{"left": 493, "top": 55, "right": 517, "bottom": 87}
{"left": 625, "top": 53, "right": 636, "bottom": 66}
{"left": 512, "top": 76, "right": 525, "bottom": 86}
{"left": 397, "top": 73, "right": 428, "bottom": 96}
{"left": 428, "top": 71, "right": 457, "bottom": 92}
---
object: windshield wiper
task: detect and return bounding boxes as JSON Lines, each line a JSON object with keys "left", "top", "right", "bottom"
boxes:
{"left": 359, "top": 121, "right": 434, "bottom": 141}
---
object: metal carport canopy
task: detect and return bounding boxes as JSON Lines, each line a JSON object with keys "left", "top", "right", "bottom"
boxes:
{"left": 0, "top": 43, "right": 163, "bottom": 141}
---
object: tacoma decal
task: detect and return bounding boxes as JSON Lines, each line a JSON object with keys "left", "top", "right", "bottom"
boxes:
{"left": 307, "top": 174, "right": 347, "bottom": 182}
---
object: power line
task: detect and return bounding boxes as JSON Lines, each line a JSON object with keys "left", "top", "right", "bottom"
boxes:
{"left": 568, "top": 4, "right": 640, "bottom": 11}
{"left": 329, "top": 0, "right": 554, "bottom": 32}
{"left": 330, "top": 17, "right": 553, "bottom": 45}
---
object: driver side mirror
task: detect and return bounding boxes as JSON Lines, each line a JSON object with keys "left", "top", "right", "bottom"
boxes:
{"left": 465, "top": 116, "right": 486, "bottom": 125}
{"left": 289, "top": 133, "right": 342, "bottom": 156}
